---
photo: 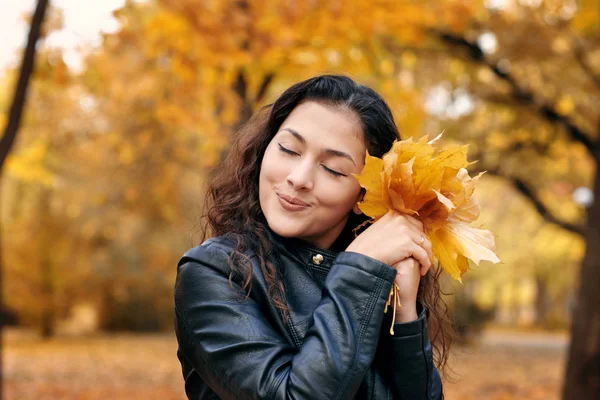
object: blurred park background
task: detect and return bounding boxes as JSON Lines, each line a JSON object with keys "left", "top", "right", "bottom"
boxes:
{"left": 1, "top": 0, "right": 599, "bottom": 399}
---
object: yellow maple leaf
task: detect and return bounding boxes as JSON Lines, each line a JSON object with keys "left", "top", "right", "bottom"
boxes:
{"left": 353, "top": 133, "right": 500, "bottom": 283}
{"left": 353, "top": 151, "right": 390, "bottom": 218}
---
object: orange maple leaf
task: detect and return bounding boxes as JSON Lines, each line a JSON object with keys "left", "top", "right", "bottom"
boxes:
{"left": 352, "top": 133, "right": 500, "bottom": 283}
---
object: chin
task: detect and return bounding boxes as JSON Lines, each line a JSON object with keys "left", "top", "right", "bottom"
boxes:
{"left": 266, "top": 217, "right": 306, "bottom": 238}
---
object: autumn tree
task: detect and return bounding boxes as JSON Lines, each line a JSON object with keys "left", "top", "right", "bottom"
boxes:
{"left": 4, "top": 5, "right": 597, "bottom": 381}
{"left": 65, "top": 0, "right": 482, "bottom": 330}
{"left": 416, "top": 1, "right": 599, "bottom": 397}
{"left": 1, "top": 0, "right": 50, "bottom": 340}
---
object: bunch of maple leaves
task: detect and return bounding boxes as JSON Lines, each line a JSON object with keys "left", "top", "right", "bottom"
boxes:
{"left": 353, "top": 133, "right": 501, "bottom": 333}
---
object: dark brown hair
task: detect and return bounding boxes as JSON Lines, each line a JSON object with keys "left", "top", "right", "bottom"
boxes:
{"left": 199, "top": 75, "right": 454, "bottom": 374}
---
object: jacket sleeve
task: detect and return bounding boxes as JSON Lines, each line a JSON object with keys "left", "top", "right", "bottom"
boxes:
{"left": 174, "top": 244, "right": 397, "bottom": 400}
{"left": 377, "top": 302, "right": 443, "bottom": 399}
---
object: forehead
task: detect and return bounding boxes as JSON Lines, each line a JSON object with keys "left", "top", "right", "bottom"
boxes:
{"left": 278, "top": 101, "right": 366, "bottom": 152}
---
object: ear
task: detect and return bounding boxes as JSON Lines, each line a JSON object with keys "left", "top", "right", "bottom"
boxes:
{"left": 352, "top": 203, "right": 363, "bottom": 215}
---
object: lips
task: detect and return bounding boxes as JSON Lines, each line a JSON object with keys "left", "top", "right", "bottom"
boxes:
{"left": 277, "top": 193, "right": 310, "bottom": 207}
{"left": 276, "top": 193, "right": 311, "bottom": 212}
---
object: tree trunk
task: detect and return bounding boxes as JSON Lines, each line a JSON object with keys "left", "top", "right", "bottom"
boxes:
{"left": 0, "top": 0, "right": 50, "bottom": 377}
{"left": 534, "top": 274, "right": 550, "bottom": 326}
{"left": 562, "top": 154, "right": 600, "bottom": 399}
{"left": 232, "top": 69, "right": 253, "bottom": 130}
{"left": 40, "top": 256, "right": 55, "bottom": 338}
{"left": 0, "top": 0, "right": 49, "bottom": 168}
{"left": 38, "top": 188, "right": 55, "bottom": 338}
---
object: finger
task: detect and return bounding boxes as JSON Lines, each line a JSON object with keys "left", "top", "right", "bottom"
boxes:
{"left": 390, "top": 210, "right": 421, "bottom": 230}
{"left": 407, "top": 228, "right": 433, "bottom": 261}
{"left": 422, "top": 237, "right": 433, "bottom": 260}
{"left": 409, "top": 243, "right": 431, "bottom": 273}
{"left": 420, "top": 259, "right": 432, "bottom": 276}
{"left": 394, "top": 258, "right": 421, "bottom": 284}
{"left": 403, "top": 214, "right": 424, "bottom": 231}
{"left": 394, "top": 256, "right": 419, "bottom": 272}
{"left": 405, "top": 229, "right": 431, "bottom": 257}
{"left": 400, "top": 215, "right": 429, "bottom": 248}
{"left": 407, "top": 236, "right": 433, "bottom": 266}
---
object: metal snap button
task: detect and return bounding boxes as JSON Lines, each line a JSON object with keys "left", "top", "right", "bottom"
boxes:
{"left": 312, "top": 254, "right": 324, "bottom": 265}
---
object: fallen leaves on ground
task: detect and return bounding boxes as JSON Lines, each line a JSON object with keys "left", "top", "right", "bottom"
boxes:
{"left": 4, "top": 329, "right": 565, "bottom": 399}
{"left": 444, "top": 332, "right": 566, "bottom": 400}
{"left": 3, "top": 329, "right": 185, "bottom": 400}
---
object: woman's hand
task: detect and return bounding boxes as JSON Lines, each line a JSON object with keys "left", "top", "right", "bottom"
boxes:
{"left": 345, "top": 210, "right": 434, "bottom": 321}
{"left": 345, "top": 210, "right": 433, "bottom": 273}
{"left": 392, "top": 257, "right": 421, "bottom": 322}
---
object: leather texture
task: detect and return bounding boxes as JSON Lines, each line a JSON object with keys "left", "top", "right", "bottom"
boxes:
{"left": 174, "top": 229, "right": 443, "bottom": 400}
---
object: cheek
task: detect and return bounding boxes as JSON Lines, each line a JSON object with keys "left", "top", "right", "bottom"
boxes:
{"left": 260, "top": 147, "right": 283, "bottom": 182}
{"left": 318, "top": 181, "right": 361, "bottom": 210}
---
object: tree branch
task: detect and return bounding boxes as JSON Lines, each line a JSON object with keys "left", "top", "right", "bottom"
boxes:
{"left": 255, "top": 72, "right": 275, "bottom": 104}
{"left": 434, "top": 30, "right": 600, "bottom": 155}
{"left": 0, "top": 0, "right": 49, "bottom": 170}
{"left": 233, "top": 69, "right": 252, "bottom": 127}
{"left": 470, "top": 164, "right": 585, "bottom": 236}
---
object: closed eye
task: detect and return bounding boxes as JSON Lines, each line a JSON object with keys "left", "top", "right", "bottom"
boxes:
{"left": 277, "top": 143, "right": 299, "bottom": 156}
{"left": 278, "top": 143, "right": 346, "bottom": 177}
{"left": 322, "top": 165, "right": 346, "bottom": 177}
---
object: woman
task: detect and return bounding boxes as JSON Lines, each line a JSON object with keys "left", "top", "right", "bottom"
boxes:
{"left": 174, "top": 75, "right": 451, "bottom": 399}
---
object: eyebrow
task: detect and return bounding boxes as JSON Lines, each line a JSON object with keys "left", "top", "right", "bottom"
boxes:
{"left": 280, "top": 127, "right": 356, "bottom": 165}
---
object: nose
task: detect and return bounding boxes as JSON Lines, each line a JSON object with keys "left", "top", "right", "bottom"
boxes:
{"left": 286, "top": 159, "right": 314, "bottom": 191}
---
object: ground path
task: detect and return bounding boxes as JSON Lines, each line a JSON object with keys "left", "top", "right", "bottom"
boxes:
{"left": 4, "top": 328, "right": 567, "bottom": 400}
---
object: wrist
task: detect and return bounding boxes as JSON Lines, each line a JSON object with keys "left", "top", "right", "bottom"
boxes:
{"left": 394, "top": 303, "right": 418, "bottom": 323}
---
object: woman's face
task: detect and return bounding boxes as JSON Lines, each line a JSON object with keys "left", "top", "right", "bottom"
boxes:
{"left": 259, "top": 101, "right": 366, "bottom": 249}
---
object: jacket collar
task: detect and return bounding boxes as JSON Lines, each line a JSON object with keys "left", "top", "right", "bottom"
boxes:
{"left": 268, "top": 228, "right": 339, "bottom": 271}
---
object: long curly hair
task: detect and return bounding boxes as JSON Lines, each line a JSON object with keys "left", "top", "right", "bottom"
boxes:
{"left": 199, "top": 74, "right": 455, "bottom": 374}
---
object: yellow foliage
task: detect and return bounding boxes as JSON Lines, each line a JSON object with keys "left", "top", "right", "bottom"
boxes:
{"left": 486, "top": 130, "right": 511, "bottom": 151}
{"left": 66, "top": 204, "right": 81, "bottom": 219}
{"left": 118, "top": 144, "right": 135, "bottom": 165}
{"left": 380, "top": 59, "right": 395, "bottom": 76}
{"left": 555, "top": 95, "right": 575, "bottom": 116}
{"left": 124, "top": 0, "right": 484, "bottom": 168}
{"left": 6, "top": 140, "right": 54, "bottom": 186}
{"left": 571, "top": 0, "right": 600, "bottom": 32}
{"left": 400, "top": 51, "right": 417, "bottom": 69}
{"left": 353, "top": 133, "right": 500, "bottom": 282}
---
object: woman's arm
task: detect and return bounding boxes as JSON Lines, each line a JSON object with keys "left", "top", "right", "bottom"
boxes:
{"left": 174, "top": 242, "right": 396, "bottom": 400}
{"left": 377, "top": 303, "right": 443, "bottom": 399}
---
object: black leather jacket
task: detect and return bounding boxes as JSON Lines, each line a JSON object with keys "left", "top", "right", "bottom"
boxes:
{"left": 174, "top": 229, "right": 443, "bottom": 400}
